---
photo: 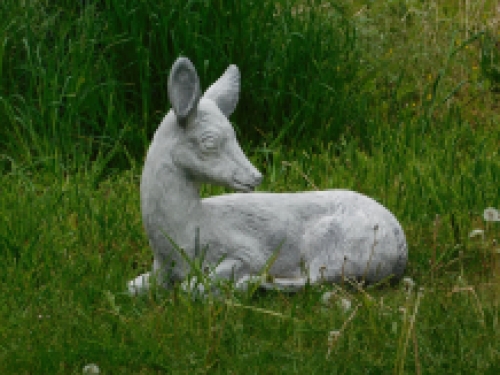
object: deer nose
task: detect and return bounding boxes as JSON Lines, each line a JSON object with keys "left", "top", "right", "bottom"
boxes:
{"left": 252, "top": 171, "right": 263, "bottom": 185}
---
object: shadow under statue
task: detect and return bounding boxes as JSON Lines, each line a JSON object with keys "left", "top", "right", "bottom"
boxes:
{"left": 128, "top": 57, "right": 408, "bottom": 295}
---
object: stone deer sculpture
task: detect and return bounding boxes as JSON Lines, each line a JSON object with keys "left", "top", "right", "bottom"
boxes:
{"left": 128, "top": 57, "right": 408, "bottom": 294}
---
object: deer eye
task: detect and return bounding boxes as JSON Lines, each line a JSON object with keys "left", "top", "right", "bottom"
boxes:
{"left": 200, "top": 134, "right": 220, "bottom": 152}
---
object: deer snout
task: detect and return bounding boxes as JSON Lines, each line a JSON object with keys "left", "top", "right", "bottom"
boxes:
{"left": 246, "top": 164, "right": 263, "bottom": 187}
{"left": 249, "top": 170, "right": 263, "bottom": 189}
{"left": 232, "top": 167, "right": 263, "bottom": 192}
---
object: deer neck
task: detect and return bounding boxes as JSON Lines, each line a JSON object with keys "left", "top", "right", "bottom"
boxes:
{"left": 141, "top": 123, "right": 204, "bottom": 243}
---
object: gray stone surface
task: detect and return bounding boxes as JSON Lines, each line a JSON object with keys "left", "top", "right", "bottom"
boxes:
{"left": 128, "top": 57, "right": 408, "bottom": 295}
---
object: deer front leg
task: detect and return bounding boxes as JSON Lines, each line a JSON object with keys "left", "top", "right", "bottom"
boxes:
{"left": 128, "top": 272, "right": 152, "bottom": 295}
{"left": 180, "top": 258, "right": 246, "bottom": 296}
{"left": 209, "top": 258, "right": 276, "bottom": 291}
{"left": 128, "top": 258, "right": 168, "bottom": 295}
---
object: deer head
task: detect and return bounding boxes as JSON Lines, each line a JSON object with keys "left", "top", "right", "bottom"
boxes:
{"left": 166, "top": 57, "right": 262, "bottom": 192}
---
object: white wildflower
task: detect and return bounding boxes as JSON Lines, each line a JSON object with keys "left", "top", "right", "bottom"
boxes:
{"left": 82, "top": 364, "right": 100, "bottom": 374}
{"left": 338, "top": 297, "right": 352, "bottom": 313}
{"left": 328, "top": 330, "right": 341, "bottom": 344}
{"left": 321, "top": 291, "right": 334, "bottom": 305}
{"left": 483, "top": 207, "right": 500, "bottom": 222}
{"left": 402, "top": 277, "right": 415, "bottom": 294}
{"left": 327, "top": 330, "right": 341, "bottom": 358}
{"left": 469, "top": 229, "right": 485, "bottom": 240}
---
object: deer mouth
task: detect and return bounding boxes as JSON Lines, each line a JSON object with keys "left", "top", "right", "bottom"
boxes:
{"left": 231, "top": 170, "right": 262, "bottom": 192}
{"left": 232, "top": 180, "right": 257, "bottom": 193}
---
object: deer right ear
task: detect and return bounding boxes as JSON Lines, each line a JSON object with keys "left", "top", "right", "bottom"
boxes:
{"left": 203, "top": 64, "right": 240, "bottom": 118}
{"left": 168, "top": 57, "right": 201, "bottom": 127}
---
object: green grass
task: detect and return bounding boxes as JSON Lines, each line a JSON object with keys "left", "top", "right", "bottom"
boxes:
{"left": 1, "top": 0, "right": 500, "bottom": 373}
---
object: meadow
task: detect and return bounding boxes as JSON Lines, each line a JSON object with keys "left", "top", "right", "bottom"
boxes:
{"left": 0, "top": 0, "right": 499, "bottom": 373}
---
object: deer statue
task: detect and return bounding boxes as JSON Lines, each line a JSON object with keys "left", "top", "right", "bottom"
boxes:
{"left": 128, "top": 57, "right": 408, "bottom": 295}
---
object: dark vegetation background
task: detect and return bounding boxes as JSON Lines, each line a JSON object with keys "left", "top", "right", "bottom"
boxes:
{"left": 0, "top": 0, "right": 372, "bottom": 174}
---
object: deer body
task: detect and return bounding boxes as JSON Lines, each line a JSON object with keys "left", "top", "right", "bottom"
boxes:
{"left": 128, "top": 58, "right": 407, "bottom": 294}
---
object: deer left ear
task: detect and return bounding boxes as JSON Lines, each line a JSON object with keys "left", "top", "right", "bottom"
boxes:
{"left": 203, "top": 64, "right": 240, "bottom": 118}
{"left": 168, "top": 57, "right": 202, "bottom": 127}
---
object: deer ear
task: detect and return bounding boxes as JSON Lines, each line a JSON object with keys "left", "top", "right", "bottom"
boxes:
{"left": 203, "top": 64, "right": 240, "bottom": 118}
{"left": 168, "top": 57, "right": 201, "bottom": 126}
